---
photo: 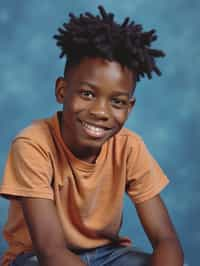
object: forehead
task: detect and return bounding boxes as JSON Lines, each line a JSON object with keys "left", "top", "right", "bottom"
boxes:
{"left": 66, "top": 57, "right": 136, "bottom": 93}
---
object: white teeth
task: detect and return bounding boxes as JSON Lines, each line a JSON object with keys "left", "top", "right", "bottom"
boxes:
{"left": 82, "top": 122, "right": 105, "bottom": 133}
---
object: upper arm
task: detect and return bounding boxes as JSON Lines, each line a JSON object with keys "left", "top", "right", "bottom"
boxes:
{"left": 19, "top": 197, "right": 66, "bottom": 255}
{"left": 135, "top": 194, "right": 179, "bottom": 248}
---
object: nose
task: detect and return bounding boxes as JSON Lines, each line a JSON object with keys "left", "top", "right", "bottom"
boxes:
{"left": 88, "top": 99, "right": 110, "bottom": 120}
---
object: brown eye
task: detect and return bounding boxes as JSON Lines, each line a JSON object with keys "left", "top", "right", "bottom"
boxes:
{"left": 80, "top": 90, "right": 94, "bottom": 99}
{"left": 111, "top": 98, "right": 127, "bottom": 108}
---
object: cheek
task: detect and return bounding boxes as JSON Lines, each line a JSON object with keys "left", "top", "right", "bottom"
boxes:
{"left": 113, "top": 109, "right": 129, "bottom": 125}
{"left": 64, "top": 95, "right": 85, "bottom": 113}
{"left": 72, "top": 99, "right": 90, "bottom": 113}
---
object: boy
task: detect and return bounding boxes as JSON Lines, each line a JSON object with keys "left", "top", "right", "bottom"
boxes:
{"left": 0, "top": 6, "right": 183, "bottom": 266}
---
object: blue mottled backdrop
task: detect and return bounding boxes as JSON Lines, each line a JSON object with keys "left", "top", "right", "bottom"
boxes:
{"left": 0, "top": 1, "right": 199, "bottom": 265}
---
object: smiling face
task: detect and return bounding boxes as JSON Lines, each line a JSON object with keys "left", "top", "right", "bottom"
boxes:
{"left": 55, "top": 57, "right": 136, "bottom": 162}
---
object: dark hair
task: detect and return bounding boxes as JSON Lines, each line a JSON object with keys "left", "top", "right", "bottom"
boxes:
{"left": 54, "top": 5, "right": 165, "bottom": 81}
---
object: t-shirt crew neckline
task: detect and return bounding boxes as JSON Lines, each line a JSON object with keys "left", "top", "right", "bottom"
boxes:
{"left": 50, "top": 111, "right": 107, "bottom": 172}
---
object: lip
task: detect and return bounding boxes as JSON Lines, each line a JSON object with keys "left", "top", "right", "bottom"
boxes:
{"left": 79, "top": 120, "right": 111, "bottom": 139}
{"left": 82, "top": 120, "right": 111, "bottom": 130}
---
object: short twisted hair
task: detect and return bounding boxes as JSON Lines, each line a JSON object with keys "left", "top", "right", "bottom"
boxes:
{"left": 54, "top": 5, "right": 165, "bottom": 81}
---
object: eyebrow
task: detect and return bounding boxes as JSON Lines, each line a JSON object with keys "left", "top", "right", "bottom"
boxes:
{"left": 79, "top": 81, "right": 130, "bottom": 97}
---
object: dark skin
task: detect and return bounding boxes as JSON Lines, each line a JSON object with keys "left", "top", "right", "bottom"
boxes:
{"left": 56, "top": 57, "right": 135, "bottom": 163}
{"left": 20, "top": 57, "right": 184, "bottom": 266}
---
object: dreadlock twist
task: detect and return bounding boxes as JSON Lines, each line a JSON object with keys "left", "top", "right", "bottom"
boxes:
{"left": 54, "top": 5, "right": 165, "bottom": 81}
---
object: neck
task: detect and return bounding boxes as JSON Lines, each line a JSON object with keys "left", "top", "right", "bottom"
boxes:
{"left": 58, "top": 112, "right": 101, "bottom": 163}
{"left": 63, "top": 138, "right": 101, "bottom": 163}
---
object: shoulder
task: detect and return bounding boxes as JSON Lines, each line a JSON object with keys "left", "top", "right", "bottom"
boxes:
{"left": 14, "top": 116, "right": 54, "bottom": 147}
{"left": 10, "top": 115, "right": 58, "bottom": 158}
{"left": 16, "top": 117, "right": 51, "bottom": 137}
{"left": 116, "top": 127, "right": 141, "bottom": 140}
{"left": 113, "top": 127, "right": 144, "bottom": 149}
{"left": 106, "top": 127, "right": 145, "bottom": 162}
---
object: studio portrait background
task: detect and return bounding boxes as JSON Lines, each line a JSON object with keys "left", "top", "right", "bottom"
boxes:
{"left": 0, "top": 1, "right": 199, "bottom": 265}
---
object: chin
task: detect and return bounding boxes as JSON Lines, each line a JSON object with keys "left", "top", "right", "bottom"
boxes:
{"left": 80, "top": 138, "right": 105, "bottom": 150}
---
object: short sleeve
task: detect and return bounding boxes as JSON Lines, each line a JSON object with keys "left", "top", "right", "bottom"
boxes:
{"left": 126, "top": 136, "right": 169, "bottom": 204}
{"left": 0, "top": 137, "right": 54, "bottom": 200}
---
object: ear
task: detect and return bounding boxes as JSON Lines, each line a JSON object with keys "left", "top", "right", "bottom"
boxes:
{"left": 55, "top": 77, "right": 67, "bottom": 104}
{"left": 128, "top": 96, "right": 136, "bottom": 114}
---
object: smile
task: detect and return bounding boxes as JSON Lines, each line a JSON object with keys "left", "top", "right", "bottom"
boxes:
{"left": 81, "top": 121, "right": 109, "bottom": 138}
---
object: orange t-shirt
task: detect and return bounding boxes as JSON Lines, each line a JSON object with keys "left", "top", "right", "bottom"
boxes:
{"left": 0, "top": 111, "right": 169, "bottom": 265}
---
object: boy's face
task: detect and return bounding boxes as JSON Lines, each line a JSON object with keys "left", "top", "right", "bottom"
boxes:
{"left": 56, "top": 57, "right": 136, "bottom": 160}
